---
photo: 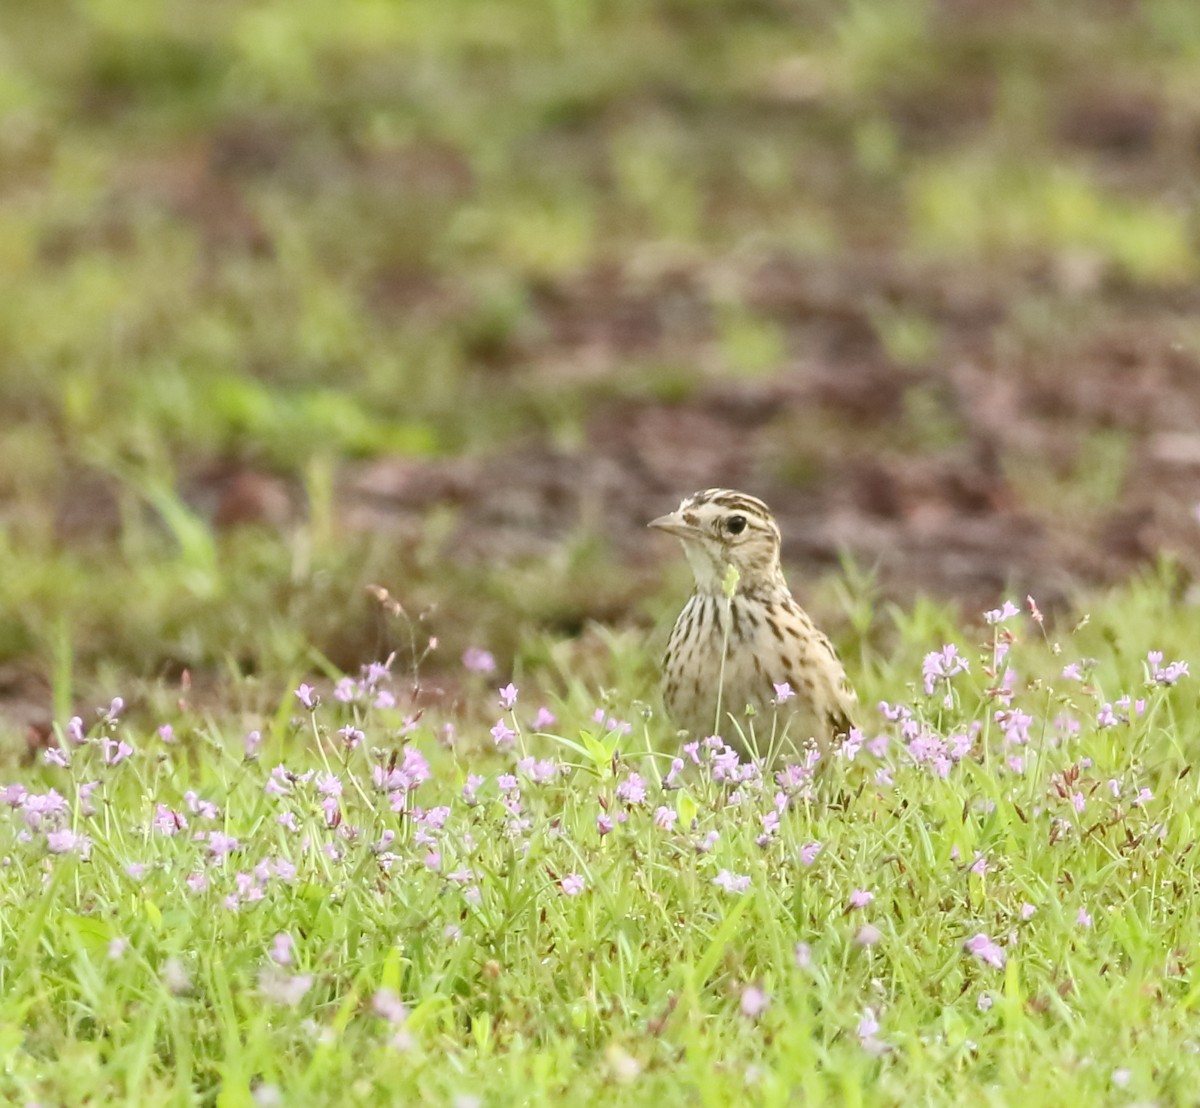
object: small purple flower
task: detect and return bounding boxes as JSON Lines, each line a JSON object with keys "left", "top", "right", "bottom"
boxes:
{"left": 712, "top": 870, "right": 751, "bottom": 895}
{"left": 561, "top": 873, "right": 585, "bottom": 896}
{"left": 258, "top": 969, "right": 313, "bottom": 1007}
{"left": 102, "top": 738, "right": 133, "bottom": 766}
{"left": 984, "top": 601, "right": 1020, "bottom": 625}
{"left": 373, "top": 988, "right": 408, "bottom": 1025}
{"left": 244, "top": 730, "right": 263, "bottom": 758}
{"left": 740, "top": 984, "right": 769, "bottom": 1019}
{"left": 66, "top": 716, "right": 86, "bottom": 745}
{"left": 773, "top": 682, "right": 795, "bottom": 704}
{"left": 855, "top": 924, "right": 882, "bottom": 947}
{"left": 2, "top": 784, "right": 27, "bottom": 808}
{"left": 848, "top": 889, "right": 874, "bottom": 910}
{"left": 1148, "top": 652, "right": 1189, "bottom": 687}
{"left": 977, "top": 992, "right": 993, "bottom": 1012}
{"left": 616, "top": 773, "right": 647, "bottom": 807}
{"left": 157, "top": 724, "right": 175, "bottom": 744}
{"left": 1061, "top": 663, "right": 1085, "bottom": 682}
{"left": 462, "top": 774, "right": 485, "bottom": 805}
{"left": 490, "top": 720, "right": 517, "bottom": 749}
{"left": 839, "top": 729, "right": 864, "bottom": 761}
{"left": 153, "top": 804, "right": 187, "bottom": 835}
{"left": 1020, "top": 902, "right": 1037, "bottom": 920}
{"left": 43, "top": 747, "right": 69, "bottom": 769}
{"left": 532, "top": 706, "right": 557, "bottom": 730}
{"left": 653, "top": 806, "right": 677, "bottom": 831}
{"left": 1076, "top": 907, "right": 1092, "bottom": 928}
{"left": 498, "top": 683, "right": 518, "bottom": 710}
{"left": 794, "top": 942, "right": 812, "bottom": 969}
{"left": 269, "top": 933, "right": 294, "bottom": 966}
{"left": 108, "top": 937, "right": 129, "bottom": 960}
{"left": 186, "top": 872, "right": 209, "bottom": 894}
{"left": 294, "top": 684, "right": 318, "bottom": 711}
{"left": 969, "top": 853, "right": 990, "bottom": 876}
{"left": 964, "top": 932, "right": 1006, "bottom": 969}
{"left": 922, "top": 644, "right": 969, "bottom": 696}
{"left": 462, "top": 647, "right": 496, "bottom": 674}
{"left": 47, "top": 829, "right": 91, "bottom": 856}
{"left": 799, "top": 841, "right": 822, "bottom": 866}
{"left": 205, "top": 831, "right": 241, "bottom": 860}
{"left": 597, "top": 813, "right": 613, "bottom": 836}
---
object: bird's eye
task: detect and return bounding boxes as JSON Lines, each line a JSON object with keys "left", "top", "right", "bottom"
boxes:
{"left": 725, "top": 515, "right": 747, "bottom": 535}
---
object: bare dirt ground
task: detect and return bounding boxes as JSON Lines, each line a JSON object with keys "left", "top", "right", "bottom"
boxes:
{"left": 336, "top": 254, "right": 1200, "bottom": 614}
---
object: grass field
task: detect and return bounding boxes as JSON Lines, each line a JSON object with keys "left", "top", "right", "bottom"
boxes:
{"left": 3, "top": 573, "right": 1200, "bottom": 1104}
{"left": 3, "top": 0, "right": 1200, "bottom": 1103}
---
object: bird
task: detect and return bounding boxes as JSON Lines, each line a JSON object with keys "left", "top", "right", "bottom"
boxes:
{"left": 649, "top": 488, "right": 857, "bottom": 757}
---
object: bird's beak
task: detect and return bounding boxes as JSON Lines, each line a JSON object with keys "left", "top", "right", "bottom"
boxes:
{"left": 648, "top": 510, "right": 697, "bottom": 539}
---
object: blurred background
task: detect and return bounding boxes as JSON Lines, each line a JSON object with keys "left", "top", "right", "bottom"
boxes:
{"left": 2, "top": 0, "right": 1200, "bottom": 738}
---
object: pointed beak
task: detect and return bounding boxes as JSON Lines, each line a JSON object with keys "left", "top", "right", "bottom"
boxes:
{"left": 648, "top": 510, "right": 697, "bottom": 539}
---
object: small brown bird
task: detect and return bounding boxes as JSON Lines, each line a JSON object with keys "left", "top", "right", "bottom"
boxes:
{"left": 650, "top": 488, "right": 856, "bottom": 755}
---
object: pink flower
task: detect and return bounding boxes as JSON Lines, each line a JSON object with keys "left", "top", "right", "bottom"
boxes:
{"left": 713, "top": 870, "right": 751, "bottom": 895}
{"left": 373, "top": 988, "right": 409, "bottom": 1024}
{"left": 740, "top": 984, "right": 769, "bottom": 1019}
{"left": 157, "top": 724, "right": 175, "bottom": 744}
{"left": 1148, "top": 652, "right": 1189, "bottom": 686}
{"left": 773, "top": 682, "right": 795, "bottom": 703}
{"left": 269, "top": 933, "right": 294, "bottom": 966}
{"left": 258, "top": 969, "right": 313, "bottom": 1007}
{"left": 244, "top": 730, "right": 263, "bottom": 758}
{"left": 462, "top": 647, "right": 496, "bottom": 674}
{"left": 498, "top": 684, "right": 518, "bottom": 710}
{"left": 294, "top": 684, "right": 318, "bottom": 711}
{"left": 855, "top": 924, "right": 882, "bottom": 946}
{"left": 597, "top": 813, "right": 613, "bottom": 836}
{"left": 799, "top": 841, "right": 822, "bottom": 866}
{"left": 532, "top": 706, "right": 557, "bottom": 730}
{"left": 490, "top": 720, "right": 516, "bottom": 749}
{"left": 922, "top": 644, "right": 969, "bottom": 695}
{"left": 205, "top": 831, "right": 241, "bottom": 860}
{"left": 186, "top": 872, "right": 209, "bottom": 894}
{"left": 1020, "top": 902, "right": 1037, "bottom": 920}
{"left": 848, "top": 889, "right": 874, "bottom": 910}
{"left": 794, "top": 942, "right": 812, "bottom": 969}
{"left": 964, "top": 932, "right": 1006, "bottom": 970}
{"left": 1076, "top": 907, "right": 1092, "bottom": 928}
{"left": 153, "top": 804, "right": 187, "bottom": 835}
{"left": 102, "top": 738, "right": 133, "bottom": 766}
{"left": 984, "top": 601, "right": 1020, "bottom": 624}
{"left": 46, "top": 829, "right": 91, "bottom": 856}
{"left": 653, "top": 806, "right": 677, "bottom": 831}
{"left": 561, "top": 873, "right": 585, "bottom": 896}
{"left": 66, "top": 716, "right": 86, "bottom": 745}
{"left": 616, "top": 773, "right": 647, "bottom": 806}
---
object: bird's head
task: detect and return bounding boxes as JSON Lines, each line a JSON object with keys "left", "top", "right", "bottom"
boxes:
{"left": 649, "top": 488, "right": 786, "bottom": 596}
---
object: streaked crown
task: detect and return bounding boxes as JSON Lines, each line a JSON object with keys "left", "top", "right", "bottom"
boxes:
{"left": 649, "top": 488, "right": 786, "bottom": 596}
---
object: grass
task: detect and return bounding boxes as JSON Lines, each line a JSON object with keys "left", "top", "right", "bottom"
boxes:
{"left": 3, "top": 571, "right": 1200, "bottom": 1104}
{"left": 2, "top": 2, "right": 1200, "bottom": 1101}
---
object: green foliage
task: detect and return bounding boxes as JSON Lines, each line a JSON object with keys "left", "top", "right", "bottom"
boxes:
{"left": 0, "top": 582, "right": 1199, "bottom": 1102}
